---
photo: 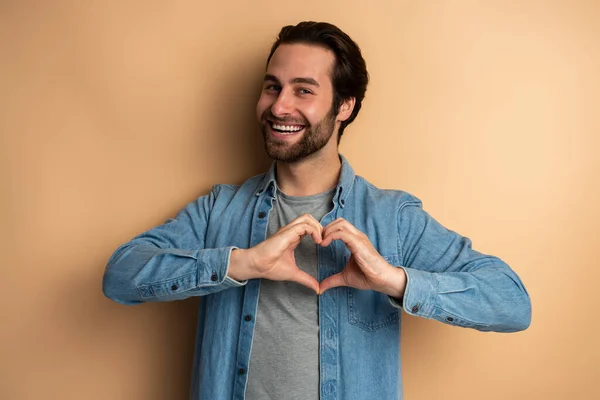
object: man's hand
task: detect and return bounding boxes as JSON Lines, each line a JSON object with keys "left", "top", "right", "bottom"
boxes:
{"left": 228, "top": 214, "right": 322, "bottom": 294}
{"left": 319, "top": 218, "right": 407, "bottom": 298}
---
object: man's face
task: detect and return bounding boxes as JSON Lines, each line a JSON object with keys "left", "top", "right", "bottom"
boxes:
{"left": 257, "top": 43, "right": 338, "bottom": 163}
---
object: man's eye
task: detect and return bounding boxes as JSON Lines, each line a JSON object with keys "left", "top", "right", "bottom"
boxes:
{"left": 265, "top": 85, "right": 281, "bottom": 92}
{"left": 298, "top": 88, "right": 313, "bottom": 95}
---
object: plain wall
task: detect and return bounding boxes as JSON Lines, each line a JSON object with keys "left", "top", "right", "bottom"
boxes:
{"left": 1, "top": 1, "right": 598, "bottom": 399}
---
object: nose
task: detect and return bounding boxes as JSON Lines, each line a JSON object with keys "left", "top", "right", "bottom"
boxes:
{"left": 270, "top": 90, "right": 295, "bottom": 118}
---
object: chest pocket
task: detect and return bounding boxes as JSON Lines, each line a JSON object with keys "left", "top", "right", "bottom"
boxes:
{"left": 346, "top": 253, "right": 401, "bottom": 332}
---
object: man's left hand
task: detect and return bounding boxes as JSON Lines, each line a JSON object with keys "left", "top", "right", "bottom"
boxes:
{"left": 319, "top": 218, "right": 407, "bottom": 298}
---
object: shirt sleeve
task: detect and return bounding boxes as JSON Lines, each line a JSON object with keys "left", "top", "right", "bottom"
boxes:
{"left": 389, "top": 202, "right": 531, "bottom": 333}
{"left": 102, "top": 185, "right": 246, "bottom": 305}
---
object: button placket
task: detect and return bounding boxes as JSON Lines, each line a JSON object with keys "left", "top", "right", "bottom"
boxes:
{"left": 318, "top": 243, "right": 340, "bottom": 400}
{"left": 232, "top": 195, "right": 273, "bottom": 399}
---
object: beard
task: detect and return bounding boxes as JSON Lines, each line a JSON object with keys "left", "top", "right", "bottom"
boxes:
{"left": 260, "top": 108, "right": 336, "bottom": 163}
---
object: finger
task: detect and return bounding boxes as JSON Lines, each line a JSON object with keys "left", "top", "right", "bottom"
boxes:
{"left": 321, "top": 226, "right": 357, "bottom": 248}
{"left": 301, "top": 214, "right": 324, "bottom": 243}
{"left": 290, "top": 270, "right": 320, "bottom": 294}
{"left": 279, "top": 214, "right": 323, "bottom": 230}
{"left": 319, "top": 272, "right": 347, "bottom": 294}
{"left": 291, "top": 213, "right": 322, "bottom": 226}
{"left": 287, "top": 213, "right": 322, "bottom": 231}
{"left": 322, "top": 217, "right": 348, "bottom": 229}
{"left": 279, "top": 223, "right": 321, "bottom": 248}
{"left": 322, "top": 218, "right": 360, "bottom": 240}
{"left": 294, "top": 219, "right": 323, "bottom": 244}
{"left": 280, "top": 215, "right": 323, "bottom": 243}
{"left": 320, "top": 219, "right": 345, "bottom": 247}
{"left": 321, "top": 217, "right": 345, "bottom": 234}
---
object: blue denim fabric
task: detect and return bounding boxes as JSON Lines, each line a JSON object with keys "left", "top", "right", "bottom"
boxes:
{"left": 103, "top": 155, "right": 531, "bottom": 400}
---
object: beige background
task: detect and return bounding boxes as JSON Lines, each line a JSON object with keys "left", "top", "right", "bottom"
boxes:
{"left": 1, "top": 1, "right": 599, "bottom": 399}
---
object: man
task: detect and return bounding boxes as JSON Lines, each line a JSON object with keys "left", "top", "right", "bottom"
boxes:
{"left": 103, "top": 21, "right": 531, "bottom": 400}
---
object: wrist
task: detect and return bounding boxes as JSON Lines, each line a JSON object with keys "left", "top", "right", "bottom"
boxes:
{"left": 380, "top": 265, "right": 407, "bottom": 299}
{"left": 228, "top": 248, "right": 253, "bottom": 281}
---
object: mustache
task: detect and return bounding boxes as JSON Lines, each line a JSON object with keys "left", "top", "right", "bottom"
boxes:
{"left": 261, "top": 110, "right": 308, "bottom": 126}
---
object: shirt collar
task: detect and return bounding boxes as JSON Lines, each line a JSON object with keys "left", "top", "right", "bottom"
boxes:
{"left": 255, "top": 154, "right": 356, "bottom": 207}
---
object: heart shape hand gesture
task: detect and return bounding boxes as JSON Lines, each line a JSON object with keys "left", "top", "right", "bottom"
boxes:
{"left": 228, "top": 214, "right": 406, "bottom": 298}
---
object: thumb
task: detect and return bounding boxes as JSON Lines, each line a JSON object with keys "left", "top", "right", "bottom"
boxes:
{"left": 319, "top": 273, "right": 347, "bottom": 294}
{"left": 290, "top": 270, "right": 320, "bottom": 295}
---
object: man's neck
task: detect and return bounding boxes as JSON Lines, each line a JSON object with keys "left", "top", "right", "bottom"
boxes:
{"left": 275, "top": 152, "right": 341, "bottom": 197}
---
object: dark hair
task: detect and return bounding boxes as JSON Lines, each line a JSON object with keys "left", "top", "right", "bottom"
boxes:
{"left": 267, "top": 21, "right": 369, "bottom": 140}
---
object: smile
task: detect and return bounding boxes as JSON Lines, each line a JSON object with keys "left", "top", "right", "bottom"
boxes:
{"left": 269, "top": 121, "right": 306, "bottom": 134}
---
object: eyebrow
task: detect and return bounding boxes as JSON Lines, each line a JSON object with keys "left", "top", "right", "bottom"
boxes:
{"left": 264, "top": 74, "right": 320, "bottom": 88}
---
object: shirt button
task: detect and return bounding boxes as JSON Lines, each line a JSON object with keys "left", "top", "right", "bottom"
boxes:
{"left": 210, "top": 272, "right": 218, "bottom": 282}
{"left": 258, "top": 211, "right": 266, "bottom": 219}
{"left": 411, "top": 305, "right": 419, "bottom": 313}
{"left": 326, "top": 382, "right": 335, "bottom": 394}
{"left": 239, "top": 368, "right": 246, "bottom": 375}
{"left": 171, "top": 284, "right": 178, "bottom": 291}
{"left": 244, "top": 315, "right": 253, "bottom": 322}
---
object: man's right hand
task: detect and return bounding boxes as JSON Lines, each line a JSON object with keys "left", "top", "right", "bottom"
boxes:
{"left": 227, "top": 214, "right": 322, "bottom": 294}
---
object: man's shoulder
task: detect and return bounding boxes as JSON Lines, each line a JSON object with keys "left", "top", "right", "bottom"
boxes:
{"left": 210, "top": 173, "right": 266, "bottom": 198}
{"left": 353, "top": 174, "right": 423, "bottom": 207}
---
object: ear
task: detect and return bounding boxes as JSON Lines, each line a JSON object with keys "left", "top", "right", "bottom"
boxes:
{"left": 336, "top": 97, "right": 356, "bottom": 122}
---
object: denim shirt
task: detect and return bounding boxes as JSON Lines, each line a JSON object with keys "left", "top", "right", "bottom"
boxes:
{"left": 103, "top": 155, "right": 531, "bottom": 400}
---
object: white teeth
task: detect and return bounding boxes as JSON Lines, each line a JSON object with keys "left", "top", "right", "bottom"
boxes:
{"left": 272, "top": 123, "right": 303, "bottom": 133}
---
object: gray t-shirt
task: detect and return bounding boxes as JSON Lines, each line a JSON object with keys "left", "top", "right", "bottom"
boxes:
{"left": 245, "top": 187, "right": 335, "bottom": 400}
